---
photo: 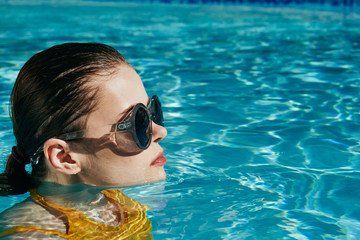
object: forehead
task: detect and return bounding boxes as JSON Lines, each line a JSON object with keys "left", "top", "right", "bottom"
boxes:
{"left": 86, "top": 64, "right": 148, "bottom": 127}
{"left": 102, "top": 64, "right": 147, "bottom": 103}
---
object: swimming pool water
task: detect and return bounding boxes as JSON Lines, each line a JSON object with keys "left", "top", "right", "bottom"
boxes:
{"left": 0, "top": 1, "right": 360, "bottom": 239}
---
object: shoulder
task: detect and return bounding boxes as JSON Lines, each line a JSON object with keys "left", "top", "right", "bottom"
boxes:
{"left": 0, "top": 198, "right": 66, "bottom": 238}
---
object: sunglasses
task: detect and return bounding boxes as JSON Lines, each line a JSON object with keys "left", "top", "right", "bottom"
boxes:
{"left": 59, "top": 95, "right": 164, "bottom": 150}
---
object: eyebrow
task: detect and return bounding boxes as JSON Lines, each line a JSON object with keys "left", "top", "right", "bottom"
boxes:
{"left": 115, "top": 97, "right": 151, "bottom": 122}
{"left": 116, "top": 105, "right": 135, "bottom": 122}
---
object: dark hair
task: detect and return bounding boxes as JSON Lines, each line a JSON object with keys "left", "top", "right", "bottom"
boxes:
{"left": 0, "top": 43, "right": 127, "bottom": 195}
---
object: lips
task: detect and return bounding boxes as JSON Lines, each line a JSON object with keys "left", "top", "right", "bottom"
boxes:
{"left": 151, "top": 150, "right": 167, "bottom": 167}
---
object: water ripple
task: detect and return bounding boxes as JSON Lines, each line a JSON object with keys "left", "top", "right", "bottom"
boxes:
{"left": 0, "top": 2, "right": 359, "bottom": 239}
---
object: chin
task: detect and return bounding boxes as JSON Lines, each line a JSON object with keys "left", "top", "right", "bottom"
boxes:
{"left": 157, "top": 170, "right": 167, "bottom": 182}
{"left": 144, "top": 169, "right": 167, "bottom": 185}
{"left": 117, "top": 171, "right": 167, "bottom": 187}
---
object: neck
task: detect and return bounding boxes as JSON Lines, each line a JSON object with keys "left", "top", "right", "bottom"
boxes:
{"left": 36, "top": 181, "right": 118, "bottom": 205}
{"left": 42, "top": 170, "right": 82, "bottom": 186}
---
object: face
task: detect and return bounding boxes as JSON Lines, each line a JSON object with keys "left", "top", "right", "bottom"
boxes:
{"left": 75, "top": 64, "right": 167, "bottom": 186}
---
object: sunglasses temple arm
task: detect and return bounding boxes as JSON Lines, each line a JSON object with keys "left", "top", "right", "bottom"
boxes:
{"left": 58, "top": 131, "right": 86, "bottom": 141}
{"left": 115, "top": 121, "right": 133, "bottom": 132}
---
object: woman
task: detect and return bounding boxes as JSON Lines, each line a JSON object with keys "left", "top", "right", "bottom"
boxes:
{"left": 0, "top": 43, "right": 167, "bottom": 239}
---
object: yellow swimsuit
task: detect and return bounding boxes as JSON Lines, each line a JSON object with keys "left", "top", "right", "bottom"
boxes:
{"left": 0, "top": 189, "right": 152, "bottom": 239}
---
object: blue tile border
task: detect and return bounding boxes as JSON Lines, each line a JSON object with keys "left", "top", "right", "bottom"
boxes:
{"left": 85, "top": 0, "right": 360, "bottom": 6}
{"left": 1, "top": 0, "right": 360, "bottom": 7}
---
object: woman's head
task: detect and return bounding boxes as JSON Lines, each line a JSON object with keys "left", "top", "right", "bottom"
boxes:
{"left": 4, "top": 43, "right": 167, "bottom": 194}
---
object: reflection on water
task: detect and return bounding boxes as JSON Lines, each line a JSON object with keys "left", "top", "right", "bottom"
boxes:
{"left": 0, "top": 1, "right": 360, "bottom": 239}
{"left": 0, "top": 183, "right": 152, "bottom": 239}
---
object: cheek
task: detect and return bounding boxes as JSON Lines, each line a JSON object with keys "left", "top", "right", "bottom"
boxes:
{"left": 81, "top": 151, "right": 149, "bottom": 181}
{"left": 78, "top": 142, "right": 165, "bottom": 186}
{"left": 112, "top": 131, "right": 143, "bottom": 156}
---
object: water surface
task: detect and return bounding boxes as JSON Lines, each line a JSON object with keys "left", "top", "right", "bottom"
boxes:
{"left": 0, "top": 1, "right": 359, "bottom": 239}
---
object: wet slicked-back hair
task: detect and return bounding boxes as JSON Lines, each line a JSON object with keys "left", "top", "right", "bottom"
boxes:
{"left": 1, "top": 43, "right": 127, "bottom": 195}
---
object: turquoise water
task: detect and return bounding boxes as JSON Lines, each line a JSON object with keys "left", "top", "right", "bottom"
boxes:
{"left": 1, "top": 1, "right": 360, "bottom": 239}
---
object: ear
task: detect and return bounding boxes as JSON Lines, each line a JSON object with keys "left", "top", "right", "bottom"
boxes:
{"left": 43, "top": 138, "right": 81, "bottom": 175}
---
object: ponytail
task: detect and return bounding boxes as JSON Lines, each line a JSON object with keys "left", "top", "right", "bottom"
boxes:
{"left": 0, "top": 154, "right": 32, "bottom": 196}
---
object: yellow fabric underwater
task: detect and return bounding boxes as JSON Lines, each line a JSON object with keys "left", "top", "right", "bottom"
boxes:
{"left": 0, "top": 189, "right": 152, "bottom": 239}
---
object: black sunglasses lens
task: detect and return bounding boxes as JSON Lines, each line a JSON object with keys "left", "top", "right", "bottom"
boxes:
{"left": 152, "top": 97, "right": 164, "bottom": 126}
{"left": 135, "top": 107, "right": 150, "bottom": 148}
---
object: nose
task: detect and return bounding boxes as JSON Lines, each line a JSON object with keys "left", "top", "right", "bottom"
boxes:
{"left": 152, "top": 121, "right": 167, "bottom": 143}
